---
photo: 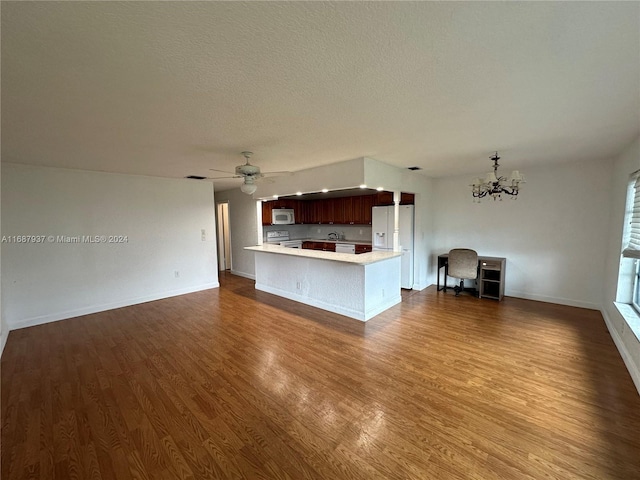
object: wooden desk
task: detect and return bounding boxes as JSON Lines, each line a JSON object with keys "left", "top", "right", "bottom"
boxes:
{"left": 437, "top": 254, "right": 506, "bottom": 301}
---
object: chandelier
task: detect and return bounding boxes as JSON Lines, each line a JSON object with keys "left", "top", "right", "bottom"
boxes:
{"left": 471, "top": 152, "right": 524, "bottom": 201}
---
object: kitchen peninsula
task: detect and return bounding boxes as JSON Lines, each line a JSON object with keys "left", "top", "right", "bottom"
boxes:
{"left": 245, "top": 244, "right": 402, "bottom": 321}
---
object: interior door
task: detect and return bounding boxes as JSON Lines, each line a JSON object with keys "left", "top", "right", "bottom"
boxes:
{"left": 217, "top": 202, "right": 231, "bottom": 271}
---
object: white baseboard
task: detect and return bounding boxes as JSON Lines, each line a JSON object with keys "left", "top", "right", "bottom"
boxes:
{"left": 230, "top": 269, "right": 256, "bottom": 280}
{"left": 602, "top": 308, "right": 640, "bottom": 395}
{"left": 504, "top": 290, "right": 600, "bottom": 310}
{"left": 8, "top": 282, "right": 220, "bottom": 331}
{"left": 255, "top": 283, "right": 400, "bottom": 321}
{"left": 412, "top": 282, "right": 428, "bottom": 291}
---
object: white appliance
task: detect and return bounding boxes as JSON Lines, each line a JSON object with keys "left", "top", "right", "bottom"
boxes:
{"left": 281, "top": 240, "right": 302, "bottom": 249}
{"left": 265, "top": 230, "right": 302, "bottom": 248}
{"left": 372, "top": 205, "right": 414, "bottom": 289}
{"left": 335, "top": 243, "right": 356, "bottom": 254}
{"left": 271, "top": 208, "right": 295, "bottom": 225}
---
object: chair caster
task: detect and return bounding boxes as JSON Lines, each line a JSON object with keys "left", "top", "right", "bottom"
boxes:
{"left": 454, "top": 280, "right": 464, "bottom": 296}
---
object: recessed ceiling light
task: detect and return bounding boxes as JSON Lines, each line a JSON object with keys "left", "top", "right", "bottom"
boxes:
{"left": 359, "top": 184, "right": 367, "bottom": 189}
{"left": 376, "top": 187, "right": 384, "bottom": 191}
{"left": 272, "top": 195, "right": 278, "bottom": 199}
{"left": 321, "top": 188, "right": 329, "bottom": 193}
{"left": 296, "top": 191, "right": 302, "bottom": 196}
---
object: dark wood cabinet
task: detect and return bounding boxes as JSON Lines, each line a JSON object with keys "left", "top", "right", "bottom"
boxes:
{"left": 346, "top": 195, "right": 374, "bottom": 225}
{"left": 266, "top": 193, "right": 379, "bottom": 225}
{"left": 319, "top": 200, "right": 334, "bottom": 224}
{"left": 361, "top": 195, "right": 374, "bottom": 224}
{"left": 302, "top": 241, "right": 335, "bottom": 252}
{"left": 342, "top": 197, "right": 358, "bottom": 225}
{"left": 303, "top": 241, "right": 370, "bottom": 254}
{"left": 261, "top": 201, "right": 273, "bottom": 225}
{"left": 308, "top": 201, "right": 322, "bottom": 224}
{"left": 372, "top": 191, "right": 415, "bottom": 206}
{"left": 374, "top": 191, "right": 394, "bottom": 206}
{"left": 400, "top": 192, "right": 415, "bottom": 205}
{"left": 354, "top": 244, "right": 372, "bottom": 254}
{"left": 263, "top": 199, "right": 312, "bottom": 224}
{"left": 296, "top": 201, "right": 310, "bottom": 224}
{"left": 330, "top": 198, "right": 346, "bottom": 224}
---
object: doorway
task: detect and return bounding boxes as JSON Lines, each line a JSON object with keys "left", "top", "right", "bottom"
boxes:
{"left": 217, "top": 202, "right": 231, "bottom": 271}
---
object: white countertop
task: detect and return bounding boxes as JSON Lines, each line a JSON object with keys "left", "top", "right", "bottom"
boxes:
{"left": 245, "top": 244, "right": 399, "bottom": 265}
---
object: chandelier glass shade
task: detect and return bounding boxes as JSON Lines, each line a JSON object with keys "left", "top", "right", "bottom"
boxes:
{"left": 471, "top": 152, "right": 524, "bottom": 202}
{"left": 240, "top": 178, "right": 257, "bottom": 195}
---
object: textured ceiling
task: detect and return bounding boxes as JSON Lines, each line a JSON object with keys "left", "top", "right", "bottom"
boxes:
{"left": 2, "top": 1, "right": 639, "bottom": 191}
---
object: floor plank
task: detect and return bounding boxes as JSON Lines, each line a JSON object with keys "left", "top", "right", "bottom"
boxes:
{"left": 2, "top": 272, "right": 640, "bottom": 479}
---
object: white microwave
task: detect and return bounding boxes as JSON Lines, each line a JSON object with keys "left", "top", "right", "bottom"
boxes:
{"left": 272, "top": 208, "right": 295, "bottom": 225}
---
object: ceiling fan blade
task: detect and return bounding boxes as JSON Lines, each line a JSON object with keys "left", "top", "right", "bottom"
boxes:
{"left": 209, "top": 175, "right": 243, "bottom": 180}
{"left": 209, "top": 168, "right": 236, "bottom": 174}
{"left": 261, "top": 171, "right": 293, "bottom": 177}
{"left": 255, "top": 177, "right": 275, "bottom": 184}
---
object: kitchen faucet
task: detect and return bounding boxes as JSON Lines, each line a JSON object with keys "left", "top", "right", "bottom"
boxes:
{"left": 328, "top": 231, "right": 339, "bottom": 240}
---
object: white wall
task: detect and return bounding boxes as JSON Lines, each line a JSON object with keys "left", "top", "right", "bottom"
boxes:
{"left": 1, "top": 164, "right": 219, "bottom": 330}
{"left": 432, "top": 158, "right": 613, "bottom": 309}
{"left": 602, "top": 136, "right": 640, "bottom": 392}
{"left": 256, "top": 157, "right": 366, "bottom": 199}
{"left": 214, "top": 188, "right": 261, "bottom": 279}
{"left": 0, "top": 161, "right": 6, "bottom": 356}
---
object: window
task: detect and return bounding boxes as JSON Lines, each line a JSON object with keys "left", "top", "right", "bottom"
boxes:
{"left": 622, "top": 170, "right": 640, "bottom": 313}
{"left": 634, "top": 259, "right": 640, "bottom": 314}
{"left": 622, "top": 171, "right": 640, "bottom": 255}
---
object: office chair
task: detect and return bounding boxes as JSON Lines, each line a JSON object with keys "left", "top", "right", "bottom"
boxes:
{"left": 448, "top": 248, "right": 478, "bottom": 296}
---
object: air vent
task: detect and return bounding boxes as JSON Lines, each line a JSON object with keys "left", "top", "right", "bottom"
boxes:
{"left": 407, "top": 166, "right": 422, "bottom": 171}
{"left": 185, "top": 175, "right": 207, "bottom": 180}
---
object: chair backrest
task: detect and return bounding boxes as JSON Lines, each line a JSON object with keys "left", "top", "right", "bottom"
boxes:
{"left": 448, "top": 248, "right": 478, "bottom": 280}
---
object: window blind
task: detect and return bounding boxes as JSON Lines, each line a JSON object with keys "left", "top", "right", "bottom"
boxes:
{"left": 623, "top": 171, "right": 640, "bottom": 259}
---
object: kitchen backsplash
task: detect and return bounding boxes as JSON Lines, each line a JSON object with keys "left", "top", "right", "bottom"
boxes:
{"left": 263, "top": 224, "right": 372, "bottom": 242}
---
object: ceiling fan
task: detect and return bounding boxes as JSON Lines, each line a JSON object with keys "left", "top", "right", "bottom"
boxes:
{"left": 209, "top": 151, "right": 291, "bottom": 194}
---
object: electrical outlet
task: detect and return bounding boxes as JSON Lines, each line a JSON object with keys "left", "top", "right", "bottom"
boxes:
{"left": 317, "top": 228, "right": 321, "bottom": 233}
{"left": 382, "top": 289, "right": 385, "bottom": 297}
{"left": 359, "top": 229, "right": 363, "bottom": 235}
{"left": 175, "top": 270, "right": 180, "bottom": 278}
{"left": 201, "top": 229, "right": 206, "bottom": 241}
{"left": 296, "top": 281, "right": 301, "bottom": 290}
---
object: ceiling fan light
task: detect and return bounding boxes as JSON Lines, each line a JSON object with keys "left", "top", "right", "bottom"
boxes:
{"left": 240, "top": 182, "right": 257, "bottom": 195}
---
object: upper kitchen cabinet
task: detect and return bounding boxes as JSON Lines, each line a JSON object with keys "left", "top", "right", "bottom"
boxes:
{"left": 373, "top": 191, "right": 394, "bottom": 206}
{"left": 314, "top": 198, "right": 344, "bottom": 225}
{"left": 343, "top": 195, "right": 373, "bottom": 225}
{"left": 360, "top": 195, "right": 374, "bottom": 224}
{"left": 330, "top": 198, "right": 346, "bottom": 224}
{"left": 261, "top": 201, "right": 274, "bottom": 225}
{"left": 400, "top": 192, "right": 415, "bottom": 205}
{"left": 262, "top": 198, "right": 307, "bottom": 225}
{"left": 371, "top": 191, "right": 415, "bottom": 206}
{"left": 264, "top": 190, "right": 385, "bottom": 225}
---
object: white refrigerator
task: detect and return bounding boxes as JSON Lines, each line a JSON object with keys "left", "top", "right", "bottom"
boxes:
{"left": 372, "top": 205, "right": 414, "bottom": 289}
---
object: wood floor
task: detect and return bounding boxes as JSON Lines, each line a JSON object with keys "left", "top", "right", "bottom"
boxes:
{"left": 2, "top": 273, "right": 640, "bottom": 480}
